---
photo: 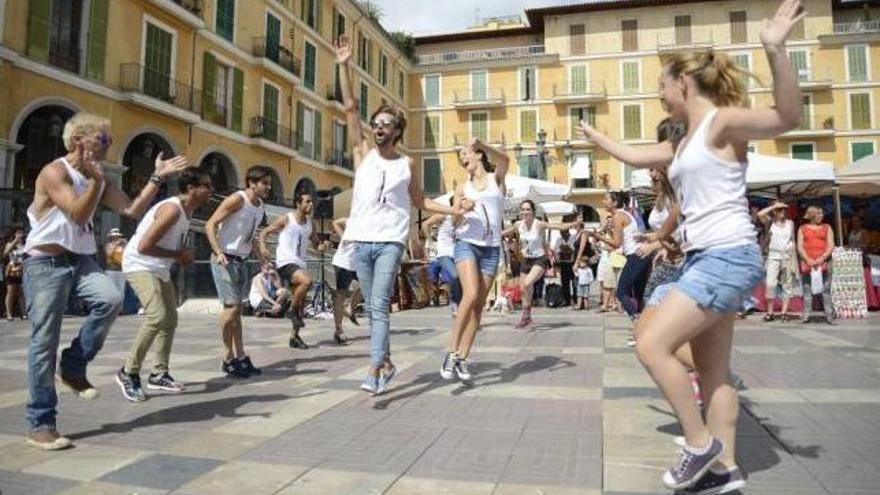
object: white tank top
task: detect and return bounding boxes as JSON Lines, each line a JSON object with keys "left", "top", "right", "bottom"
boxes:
{"left": 456, "top": 173, "right": 505, "bottom": 248}
{"left": 343, "top": 149, "right": 412, "bottom": 246}
{"left": 518, "top": 220, "right": 545, "bottom": 258}
{"left": 648, "top": 204, "right": 670, "bottom": 232}
{"left": 332, "top": 240, "right": 356, "bottom": 272}
{"left": 435, "top": 216, "right": 456, "bottom": 258}
{"left": 218, "top": 191, "right": 265, "bottom": 258}
{"left": 276, "top": 213, "right": 312, "bottom": 268}
{"left": 122, "top": 197, "right": 189, "bottom": 279}
{"left": 668, "top": 109, "right": 756, "bottom": 252}
{"left": 24, "top": 158, "right": 104, "bottom": 256}
{"left": 768, "top": 220, "right": 794, "bottom": 257}
{"left": 620, "top": 210, "right": 640, "bottom": 256}
{"left": 248, "top": 273, "right": 274, "bottom": 308}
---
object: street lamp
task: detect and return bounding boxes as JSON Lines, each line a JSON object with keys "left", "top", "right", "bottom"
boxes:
{"left": 513, "top": 143, "right": 523, "bottom": 160}
{"left": 536, "top": 128, "right": 547, "bottom": 155}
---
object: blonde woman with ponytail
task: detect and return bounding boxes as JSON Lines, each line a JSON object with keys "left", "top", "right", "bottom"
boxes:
{"left": 577, "top": 1, "right": 805, "bottom": 492}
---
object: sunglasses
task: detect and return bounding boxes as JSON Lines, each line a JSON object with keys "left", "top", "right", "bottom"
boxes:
{"left": 96, "top": 133, "right": 112, "bottom": 148}
{"left": 370, "top": 119, "right": 397, "bottom": 130}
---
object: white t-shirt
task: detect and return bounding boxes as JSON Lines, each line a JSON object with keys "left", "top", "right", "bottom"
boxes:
{"left": 577, "top": 266, "right": 594, "bottom": 285}
{"left": 332, "top": 240, "right": 357, "bottom": 272}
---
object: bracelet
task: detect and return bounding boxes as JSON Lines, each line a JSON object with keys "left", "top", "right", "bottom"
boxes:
{"left": 148, "top": 175, "right": 165, "bottom": 185}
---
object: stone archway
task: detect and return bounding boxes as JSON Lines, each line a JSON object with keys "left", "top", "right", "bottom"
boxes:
{"left": 13, "top": 105, "right": 76, "bottom": 192}
{"left": 265, "top": 167, "right": 284, "bottom": 204}
{"left": 198, "top": 151, "right": 238, "bottom": 196}
{"left": 294, "top": 177, "right": 316, "bottom": 201}
{"left": 120, "top": 133, "right": 176, "bottom": 234}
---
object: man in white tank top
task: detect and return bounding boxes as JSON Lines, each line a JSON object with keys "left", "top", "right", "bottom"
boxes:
{"left": 206, "top": 166, "right": 271, "bottom": 378}
{"left": 259, "top": 191, "right": 328, "bottom": 350}
{"left": 330, "top": 217, "right": 360, "bottom": 345}
{"left": 114, "top": 169, "right": 212, "bottom": 402}
{"left": 21, "top": 113, "right": 191, "bottom": 450}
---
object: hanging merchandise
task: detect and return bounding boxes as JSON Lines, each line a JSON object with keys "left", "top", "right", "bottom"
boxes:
{"left": 830, "top": 247, "right": 868, "bottom": 319}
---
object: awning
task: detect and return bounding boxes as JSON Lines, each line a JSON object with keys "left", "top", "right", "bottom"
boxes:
{"left": 836, "top": 153, "right": 880, "bottom": 196}
{"left": 745, "top": 152, "right": 835, "bottom": 197}
{"left": 538, "top": 200, "right": 576, "bottom": 216}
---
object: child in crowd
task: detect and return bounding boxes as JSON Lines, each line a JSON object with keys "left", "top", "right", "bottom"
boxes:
{"left": 575, "top": 257, "right": 594, "bottom": 310}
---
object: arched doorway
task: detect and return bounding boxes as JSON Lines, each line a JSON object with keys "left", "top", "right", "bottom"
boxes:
{"left": 265, "top": 167, "right": 284, "bottom": 204}
{"left": 198, "top": 152, "right": 238, "bottom": 196}
{"left": 13, "top": 105, "right": 75, "bottom": 192}
{"left": 121, "top": 133, "right": 175, "bottom": 199}
{"left": 294, "top": 177, "right": 316, "bottom": 201}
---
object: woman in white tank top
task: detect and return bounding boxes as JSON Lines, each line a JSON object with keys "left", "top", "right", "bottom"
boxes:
{"left": 439, "top": 138, "right": 508, "bottom": 382}
{"left": 502, "top": 200, "right": 581, "bottom": 329}
{"left": 576, "top": 2, "right": 806, "bottom": 489}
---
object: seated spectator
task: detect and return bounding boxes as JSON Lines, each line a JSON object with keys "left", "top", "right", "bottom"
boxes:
{"left": 249, "top": 263, "right": 289, "bottom": 317}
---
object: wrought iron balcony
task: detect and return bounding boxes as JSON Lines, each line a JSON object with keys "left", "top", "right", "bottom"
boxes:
{"left": 833, "top": 19, "right": 880, "bottom": 34}
{"left": 326, "top": 84, "right": 343, "bottom": 104}
{"left": 253, "top": 37, "right": 301, "bottom": 77}
{"left": 415, "top": 45, "right": 545, "bottom": 66}
{"left": 452, "top": 89, "right": 505, "bottom": 109}
{"left": 656, "top": 33, "right": 715, "bottom": 53}
{"left": 172, "top": 0, "right": 202, "bottom": 16}
{"left": 119, "top": 63, "right": 202, "bottom": 114}
{"left": 250, "top": 116, "right": 297, "bottom": 150}
{"left": 327, "top": 149, "right": 353, "bottom": 170}
{"left": 551, "top": 82, "right": 607, "bottom": 103}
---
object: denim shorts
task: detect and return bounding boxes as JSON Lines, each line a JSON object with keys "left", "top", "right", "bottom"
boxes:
{"left": 577, "top": 283, "right": 591, "bottom": 298}
{"left": 454, "top": 241, "right": 501, "bottom": 276}
{"left": 210, "top": 254, "right": 249, "bottom": 306}
{"left": 673, "top": 243, "right": 764, "bottom": 314}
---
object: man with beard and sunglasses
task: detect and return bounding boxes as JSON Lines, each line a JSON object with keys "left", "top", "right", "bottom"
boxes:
{"left": 21, "top": 113, "right": 190, "bottom": 450}
{"left": 334, "top": 35, "right": 472, "bottom": 395}
{"left": 259, "top": 191, "right": 327, "bottom": 349}
{"left": 206, "top": 166, "right": 272, "bottom": 377}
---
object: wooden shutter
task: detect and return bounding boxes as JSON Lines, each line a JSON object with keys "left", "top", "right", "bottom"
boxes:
{"left": 570, "top": 24, "right": 585, "bottom": 56}
{"left": 202, "top": 52, "right": 217, "bottom": 122}
{"left": 217, "top": 0, "right": 235, "bottom": 41}
{"left": 520, "top": 110, "right": 536, "bottom": 142}
{"left": 623, "top": 105, "right": 641, "bottom": 140}
{"left": 314, "top": 110, "right": 322, "bottom": 161}
{"left": 263, "top": 84, "right": 279, "bottom": 140}
{"left": 675, "top": 15, "right": 691, "bottom": 45}
{"left": 847, "top": 46, "right": 867, "bottom": 82}
{"left": 471, "top": 113, "right": 487, "bottom": 141}
{"left": 304, "top": 42, "right": 316, "bottom": 90}
{"left": 360, "top": 82, "right": 368, "bottom": 121}
{"left": 26, "top": 0, "right": 52, "bottom": 63}
{"left": 296, "top": 102, "right": 305, "bottom": 152}
{"left": 315, "top": 0, "right": 323, "bottom": 34}
{"left": 622, "top": 19, "right": 637, "bottom": 52}
{"left": 232, "top": 68, "right": 244, "bottom": 132}
{"left": 729, "top": 11, "right": 746, "bottom": 44}
{"left": 570, "top": 65, "right": 587, "bottom": 94}
{"left": 86, "top": 0, "right": 109, "bottom": 80}
{"left": 851, "top": 93, "right": 871, "bottom": 129}
{"left": 623, "top": 62, "right": 639, "bottom": 93}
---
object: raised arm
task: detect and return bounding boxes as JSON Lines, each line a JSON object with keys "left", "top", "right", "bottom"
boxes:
{"left": 205, "top": 193, "right": 244, "bottom": 266}
{"left": 334, "top": 35, "right": 369, "bottom": 167}
{"left": 577, "top": 123, "right": 675, "bottom": 169}
{"left": 470, "top": 138, "right": 509, "bottom": 191}
{"left": 421, "top": 213, "right": 446, "bottom": 237}
{"left": 258, "top": 214, "right": 288, "bottom": 261}
{"left": 409, "top": 160, "right": 466, "bottom": 216}
{"left": 718, "top": 0, "right": 805, "bottom": 141}
{"left": 102, "top": 152, "right": 191, "bottom": 219}
{"left": 757, "top": 202, "right": 786, "bottom": 225}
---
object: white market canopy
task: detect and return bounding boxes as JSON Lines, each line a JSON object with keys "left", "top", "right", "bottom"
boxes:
{"left": 745, "top": 152, "right": 836, "bottom": 197}
{"left": 836, "top": 153, "right": 880, "bottom": 196}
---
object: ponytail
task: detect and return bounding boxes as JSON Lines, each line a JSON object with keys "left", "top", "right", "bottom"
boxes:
{"left": 662, "top": 50, "right": 757, "bottom": 107}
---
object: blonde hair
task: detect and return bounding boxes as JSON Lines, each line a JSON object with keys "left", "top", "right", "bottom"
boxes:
{"left": 804, "top": 205, "right": 824, "bottom": 222}
{"left": 661, "top": 50, "right": 754, "bottom": 107}
{"left": 62, "top": 113, "right": 110, "bottom": 151}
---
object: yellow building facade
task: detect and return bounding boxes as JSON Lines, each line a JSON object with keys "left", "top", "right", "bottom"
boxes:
{"left": 410, "top": 0, "right": 880, "bottom": 215}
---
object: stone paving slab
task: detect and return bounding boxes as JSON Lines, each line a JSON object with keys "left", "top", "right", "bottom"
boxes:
{"left": 0, "top": 308, "right": 877, "bottom": 494}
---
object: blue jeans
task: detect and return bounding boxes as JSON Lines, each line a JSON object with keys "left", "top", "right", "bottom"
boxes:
{"left": 429, "top": 256, "right": 461, "bottom": 304}
{"left": 24, "top": 253, "right": 123, "bottom": 432}
{"left": 617, "top": 253, "right": 653, "bottom": 318}
{"left": 355, "top": 242, "right": 404, "bottom": 369}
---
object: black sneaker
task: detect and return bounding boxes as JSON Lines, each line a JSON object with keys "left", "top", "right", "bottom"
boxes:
{"left": 115, "top": 368, "right": 147, "bottom": 402}
{"left": 221, "top": 359, "right": 249, "bottom": 379}
{"left": 237, "top": 356, "right": 262, "bottom": 376}
{"left": 289, "top": 334, "right": 309, "bottom": 349}
{"left": 662, "top": 437, "right": 724, "bottom": 489}
{"left": 146, "top": 371, "right": 185, "bottom": 392}
{"left": 334, "top": 332, "right": 350, "bottom": 346}
{"left": 682, "top": 466, "right": 746, "bottom": 494}
{"left": 288, "top": 308, "right": 305, "bottom": 330}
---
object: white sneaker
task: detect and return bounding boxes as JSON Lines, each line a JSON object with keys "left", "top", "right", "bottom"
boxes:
{"left": 440, "top": 352, "right": 457, "bottom": 380}
{"left": 454, "top": 358, "right": 472, "bottom": 381}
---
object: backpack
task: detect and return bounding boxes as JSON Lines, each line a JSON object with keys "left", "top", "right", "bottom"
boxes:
{"left": 545, "top": 283, "right": 565, "bottom": 308}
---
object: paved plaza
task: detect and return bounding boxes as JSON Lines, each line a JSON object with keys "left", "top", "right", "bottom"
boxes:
{"left": 0, "top": 307, "right": 878, "bottom": 494}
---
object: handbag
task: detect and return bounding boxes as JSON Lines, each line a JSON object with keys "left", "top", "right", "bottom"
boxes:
{"left": 609, "top": 251, "right": 627, "bottom": 269}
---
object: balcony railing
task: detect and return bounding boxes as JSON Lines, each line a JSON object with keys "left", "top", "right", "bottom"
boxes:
{"left": 172, "top": 0, "right": 203, "bottom": 16}
{"left": 327, "top": 149, "right": 353, "bottom": 170}
{"left": 119, "top": 63, "right": 202, "bottom": 114}
{"left": 552, "top": 82, "right": 607, "bottom": 102}
{"left": 415, "top": 45, "right": 545, "bottom": 66}
{"left": 656, "top": 33, "right": 715, "bottom": 52}
{"left": 452, "top": 88, "right": 505, "bottom": 106}
{"left": 780, "top": 115, "right": 835, "bottom": 138}
{"left": 203, "top": 101, "right": 229, "bottom": 127}
{"left": 326, "top": 84, "right": 343, "bottom": 104}
{"left": 453, "top": 133, "right": 507, "bottom": 146}
{"left": 833, "top": 20, "right": 880, "bottom": 34}
{"left": 253, "top": 37, "right": 301, "bottom": 77}
{"left": 250, "top": 116, "right": 297, "bottom": 150}
{"left": 794, "top": 67, "right": 833, "bottom": 88}
{"left": 48, "top": 40, "right": 81, "bottom": 74}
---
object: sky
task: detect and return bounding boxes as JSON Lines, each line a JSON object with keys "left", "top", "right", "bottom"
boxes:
{"left": 371, "top": 0, "right": 588, "bottom": 36}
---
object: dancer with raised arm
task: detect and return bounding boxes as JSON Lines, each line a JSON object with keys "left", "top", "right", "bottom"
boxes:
{"left": 334, "top": 35, "right": 470, "bottom": 395}
{"left": 439, "top": 138, "right": 508, "bottom": 382}
{"left": 22, "top": 113, "right": 190, "bottom": 450}
{"left": 206, "top": 165, "right": 272, "bottom": 377}
{"left": 577, "top": 2, "right": 804, "bottom": 491}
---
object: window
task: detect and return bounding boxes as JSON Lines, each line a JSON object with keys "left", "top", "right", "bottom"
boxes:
{"left": 265, "top": 12, "right": 281, "bottom": 62}
{"left": 304, "top": 41, "right": 316, "bottom": 90}
{"left": 570, "top": 65, "right": 587, "bottom": 94}
{"left": 850, "top": 92, "right": 872, "bottom": 129}
{"left": 303, "top": 0, "right": 319, "bottom": 32}
{"left": 520, "top": 155, "right": 545, "bottom": 180}
{"left": 262, "top": 82, "right": 280, "bottom": 141}
{"left": 799, "top": 94, "right": 812, "bottom": 130}
{"left": 732, "top": 53, "right": 751, "bottom": 88}
{"left": 332, "top": 120, "right": 348, "bottom": 164}
{"left": 675, "top": 15, "right": 692, "bottom": 45}
{"left": 216, "top": 0, "right": 235, "bottom": 42}
{"left": 423, "top": 158, "right": 443, "bottom": 195}
{"left": 570, "top": 106, "right": 595, "bottom": 138}
{"left": 214, "top": 62, "right": 233, "bottom": 125}
{"left": 571, "top": 152, "right": 594, "bottom": 189}
{"left": 332, "top": 7, "right": 345, "bottom": 40}
{"left": 202, "top": 52, "right": 241, "bottom": 130}
{"left": 144, "top": 22, "right": 174, "bottom": 98}
{"left": 519, "top": 67, "right": 536, "bottom": 101}
{"left": 359, "top": 81, "right": 369, "bottom": 121}
{"left": 357, "top": 33, "right": 371, "bottom": 72}
{"left": 846, "top": 45, "right": 869, "bottom": 82}
{"left": 623, "top": 104, "right": 642, "bottom": 140}
{"left": 790, "top": 49, "right": 809, "bottom": 82}
{"left": 296, "top": 102, "right": 321, "bottom": 160}
{"left": 729, "top": 11, "right": 746, "bottom": 44}
{"left": 397, "top": 70, "right": 405, "bottom": 100}
{"left": 622, "top": 61, "right": 640, "bottom": 94}
{"left": 424, "top": 74, "right": 440, "bottom": 107}
{"left": 851, "top": 141, "right": 875, "bottom": 162}
{"left": 471, "top": 70, "right": 487, "bottom": 101}
{"left": 622, "top": 19, "right": 638, "bottom": 52}
{"left": 747, "top": 143, "right": 757, "bottom": 154}
{"left": 790, "top": 16, "right": 804, "bottom": 40}
{"left": 470, "top": 112, "right": 488, "bottom": 141}
{"left": 791, "top": 143, "right": 814, "bottom": 160}
{"left": 379, "top": 52, "right": 388, "bottom": 86}
{"left": 520, "top": 109, "right": 537, "bottom": 142}
{"left": 570, "top": 24, "right": 585, "bottom": 55}
{"left": 424, "top": 115, "right": 440, "bottom": 147}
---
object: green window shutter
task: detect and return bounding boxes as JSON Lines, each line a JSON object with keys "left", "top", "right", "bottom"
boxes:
{"left": 792, "top": 144, "right": 814, "bottom": 160}
{"left": 26, "top": 0, "right": 52, "bottom": 63}
{"left": 852, "top": 142, "right": 875, "bottom": 162}
{"left": 86, "top": 0, "right": 109, "bottom": 80}
{"left": 520, "top": 110, "right": 536, "bottom": 142}
{"left": 471, "top": 71, "right": 487, "bottom": 100}
{"left": 263, "top": 84, "right": 279, "bottom": 141}
{"left": 623, "top": 105, "right": 641, "bottom": 140}
{"left": 216, "top": 0, "right": 235, "bottom": 42}
{"left": 266, "top": 13, "right": 281, "bottom": 61}
{"left": 623, "top": 62, "right": 639, "bottom": 93}
{"left": 424, "top": 116, "right": 438, "bottom": 147}
{"left": 202, "top": 52, "right": 217, "bottom": 122}
{"left": 360, "top": 82, "right": 369, "bottom": 121}
{"left": 144, "top": 23, "right": 173, "bottom": 98}
{"left": 296, "top": 102, "right": 305, "bottom": 152}
{"left": 471, "top": 113, "right": 487, "bottom": 141}
{"left": 570, "top": 65, "right": 587, "bottom": 94}
{"left": 732, "top": 53, "right": 750, "bottom": 88}
{"left": 847, "top": 46, "right": 868, "bottom": 82}
{"left": 424, "top": 158, "right": 442, "bottom": 195}
{"left": 232, "top": 68, "right": 244, "bottom": 132}
{"left": 315, "top": 0, "right": 323, "bottom": 35}
{"left": 850, "top": 93, "right": 871, "bottom": 129}
{"left": 425, "top": 75, "right": 439, "bottom": 107}
{"left": 571, "top": 107, "right": 595, "bottom": 133}
{"left": 304, "top": 42, "right": 316, "bottom": 90}
{"left": 790, "top": 50, "right": 808, "bottom": 82}
{"left": 314, "top": 110, "right": 322, "bottom": 161}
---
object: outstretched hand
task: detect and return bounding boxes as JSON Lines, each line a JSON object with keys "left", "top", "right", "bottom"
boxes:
{"left": 760, "top": 0, "right": 806, "bottom": 48}
{"left": 334, "top": 35, "right": 353, "bottom": 64}
{"left": 154, "top": 152, "right": 192, "bottom": 178}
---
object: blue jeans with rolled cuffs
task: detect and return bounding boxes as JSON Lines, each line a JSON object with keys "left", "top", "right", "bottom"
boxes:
{"left": 23, "top": 253, "right": 123, "bottom": 432}
{"left": 354, "top": 242, "right": 405, "bottom": 369}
